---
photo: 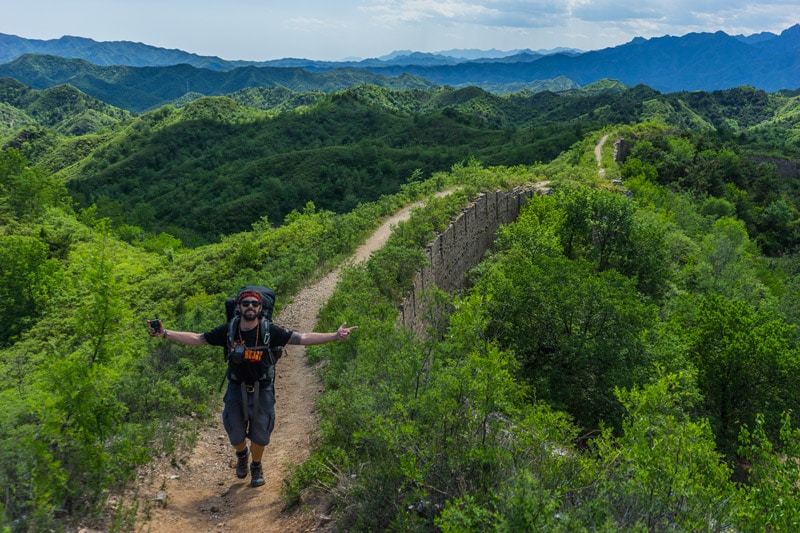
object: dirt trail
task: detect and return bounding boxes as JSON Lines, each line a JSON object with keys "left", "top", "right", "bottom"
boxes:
{"left": 140, "top": 194, "right": 449, "bottom": 533}
{"left": 595, "top": 133, "right": 609, "bottom": 178}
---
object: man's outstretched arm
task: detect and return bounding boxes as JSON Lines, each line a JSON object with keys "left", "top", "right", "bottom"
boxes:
{"left": 146, "top": 320, "right": 208, "bottom": 346}
{"left": 288, "top": 324, "right": 357, "bottom": 346}
{"left": 161, "top": 330, "right": 208, "bottom": 345}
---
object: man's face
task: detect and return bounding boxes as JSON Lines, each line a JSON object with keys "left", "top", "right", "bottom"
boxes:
{"left": 238, "top": 299, "right": 262, "bottom": 320}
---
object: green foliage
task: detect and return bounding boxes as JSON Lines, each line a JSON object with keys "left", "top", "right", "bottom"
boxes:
{"left": 683, "top": 294, "right": 800, "bottom": 451}
{"left": 294, "top": 124, "right": 800, "bottom": 530}
{"left": 479, "top": 250, "right": 655, "bottom": 428}
{"left": 0, "top": 78, "right": 129, "bottom": 132}
{"left": 736, "top": 413, "right": 800, "bottom": 530}
{"left": 0, "top": 235, "right": 60, "bottom": 345}
{"left": 0, "top": 148, "right": 67, "bottom": 223}
{"left": 591, "top": 372, "right": 738, "bottom": 531}
{"left": 62, "top": 89, "right": 596, "bottom": 245}
{"left": 621, "top": 126, "right": 800, "bottom": 255}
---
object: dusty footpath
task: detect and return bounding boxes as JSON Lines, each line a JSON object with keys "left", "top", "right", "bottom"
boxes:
{"left": 137, "top": 196, "right": 448, "bottom": 533}
{"left": 595, "top": 133, "right": 609, "bottom": 178}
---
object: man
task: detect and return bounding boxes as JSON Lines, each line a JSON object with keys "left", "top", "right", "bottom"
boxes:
{"left": 147, "top": 288, "right": 356, "bottom": 487}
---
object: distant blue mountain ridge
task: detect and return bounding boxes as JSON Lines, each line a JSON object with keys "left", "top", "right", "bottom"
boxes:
{"left": 0, "top": 33, "right": 577, "bottom": 71}
{"left": 0, "top": 26, "right": 797, "bottom": 96}
{"left": 362, "top": 25, "right": 800, "bottom": 92}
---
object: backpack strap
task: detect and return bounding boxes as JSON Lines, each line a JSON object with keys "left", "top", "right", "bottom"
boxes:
{"left": 226, "top": 316, "right": 240, "bottom": 355}
{"left": 260, "top": 317, "right": 273, "bottom": 363}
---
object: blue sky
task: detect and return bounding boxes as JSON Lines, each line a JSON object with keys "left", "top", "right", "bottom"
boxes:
{"left": 1, "top": 0, "right": 798, "bottom": 60}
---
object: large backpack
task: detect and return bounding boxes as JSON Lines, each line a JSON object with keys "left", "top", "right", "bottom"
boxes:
{"left": 222, "top": 285, "right": 283, "bottom": 384}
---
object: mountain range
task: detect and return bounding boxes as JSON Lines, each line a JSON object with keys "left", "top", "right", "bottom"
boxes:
{"left": 0, "top": 55, "right": 433, "bottom": 112}
{"left": 0, "top": 25, "right": 798, "bottom": 112}
{"left": 361, "top": 26, "right": 800, "bottom": 92}
{"left": 0, "top": 33, "right": 577, "bottom": 71}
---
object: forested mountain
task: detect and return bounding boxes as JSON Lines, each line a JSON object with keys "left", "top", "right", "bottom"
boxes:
{"left": 0, "top": 32, "right": 248, "bottom": 70}
{"left": 365, "top": 25, "right": 800, "bottom": 92}
{"left": 2, "top": 25, "right": 798, "bottom": 106}
{"left": 54, "top": 83, "right": 691, "bottom": 245}
{"left": 0, "top": 55, "right": 434, "bottom": 112}
{"left": 0, "top": 77, "right": 130, "bottom": 135}
{"left": 60, "top": 87, "right": 585, "bottom": 245}
{"left": 3, "top": 78, "right": 798, "bottom": 247}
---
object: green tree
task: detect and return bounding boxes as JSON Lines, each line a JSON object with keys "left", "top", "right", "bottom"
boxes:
{"left": 687, "top": 294, "right": 800, "bottom": 451}
{"left": 737, "top": 413, "right": 800, "bottom": 530}
{"left": 0, "top": 235, "right": 60, "bottom": 345}
{"left": 0, "top": 149, "right": 66, "bottom": 222}
{"left": 481, "top": 251, "right": 655, "bottom": 428}
{"left": 592, "top": 372, "right": 738, "bottom": 530}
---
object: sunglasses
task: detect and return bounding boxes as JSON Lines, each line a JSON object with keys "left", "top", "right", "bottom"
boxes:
{"left": 240, "top": 300, "right": 261, "bottom": 308}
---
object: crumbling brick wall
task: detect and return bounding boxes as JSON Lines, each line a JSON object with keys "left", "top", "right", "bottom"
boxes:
{"left": 399, "top": 187, "right": 541, "bottom": 336}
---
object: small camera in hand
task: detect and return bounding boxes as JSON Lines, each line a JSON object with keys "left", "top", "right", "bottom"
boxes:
{"left": 148, "top": 319, "right": 163, "bottom": 335}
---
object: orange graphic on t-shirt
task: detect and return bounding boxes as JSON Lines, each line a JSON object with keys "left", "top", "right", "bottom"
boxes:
{"left": 244, "top": 349, "right": 262, "bottom": 362}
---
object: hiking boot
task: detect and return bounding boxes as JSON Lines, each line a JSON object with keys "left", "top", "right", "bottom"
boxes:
{"left": 250, "top": 461, "right": 265, "bottom": 487}
{"left": 235, "top": 449, "right": 249, "bottom": 479}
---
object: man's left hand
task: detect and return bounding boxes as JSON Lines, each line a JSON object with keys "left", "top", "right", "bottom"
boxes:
{"left": 336, "top": 323, "right": 358, "bottom": 340}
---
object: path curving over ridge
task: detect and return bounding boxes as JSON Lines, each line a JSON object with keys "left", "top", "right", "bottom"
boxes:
{"left": 595, "top": 133, "right": 609, "bottom": 178}
{"left": 139, "top": 193, "right": 452, "bottom": 533}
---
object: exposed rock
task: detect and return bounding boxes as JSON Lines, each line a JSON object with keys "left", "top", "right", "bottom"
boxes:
{"left": 154, "top": 490, "right": 168, "bottom": 508}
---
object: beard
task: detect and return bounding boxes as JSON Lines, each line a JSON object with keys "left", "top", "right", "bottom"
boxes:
{"left": 242, "top": 308, "right": 259, "bottom": 321}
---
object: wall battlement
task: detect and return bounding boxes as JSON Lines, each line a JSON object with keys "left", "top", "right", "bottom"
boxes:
{"left": 399, "top": 186, "right": 545, "bottom": 335}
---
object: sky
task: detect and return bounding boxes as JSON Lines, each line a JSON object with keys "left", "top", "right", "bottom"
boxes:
{"left": 1, "top": 0, "right": 799, "bottom": 60}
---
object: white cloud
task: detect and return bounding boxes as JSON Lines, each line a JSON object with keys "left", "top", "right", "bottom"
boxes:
{"left": 361, "top": 0, "right": 800, "bottom": 35}
{"left": 361, "top": 0, "right": 571, "bottom": 27}
{"left": 285, "top": 16, "right": 346, "bottom": 32}
{"left": 570, "top": 0, "right": 800, "bottom": 35}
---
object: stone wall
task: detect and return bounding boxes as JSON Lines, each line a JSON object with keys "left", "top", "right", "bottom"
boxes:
{"left": 613, "top": 137, "right": 632, "bottom": 163}
{"left": 398, "top": 186, "right": 542, "bottom": 336}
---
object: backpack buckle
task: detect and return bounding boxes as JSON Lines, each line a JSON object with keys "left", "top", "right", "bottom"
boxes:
{"left": 245, "top": 384, "right": 255, "bottom": 393}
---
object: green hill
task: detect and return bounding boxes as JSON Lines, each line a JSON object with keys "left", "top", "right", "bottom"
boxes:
{"left": 50, "top": 83, "right": 800, "bottom": 245}
{"left": 0, "top": 54, "right": 437, "bottom": 112}
{"left": 0, "top": 101, "right": 35, "bottom": 137}
{"left": 67, "top": 85, "right": 647, "bottom": 245}
{"left": 0, "top": 77, "right": 130, "bottom": 134}
{"left": 4, "top": 77, "right": 797, "bottom": 246}
{"left": 459, "top": 75, "right": 579, "bottom": 94}
{"left": 63, "top": 93, "right": 536, "bottom": 244}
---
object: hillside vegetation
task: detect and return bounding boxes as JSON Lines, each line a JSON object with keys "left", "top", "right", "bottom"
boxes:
{"left": 60, "top": 85, "right": 611, "bottom": 245}
{"left": 1, "top": 78, "right": 799, "bottom": 530}
{"left": 0, "top": 77, "right": 130, "bottom": 136}
{"left": 298, "top": 125, "right": 800, "bottom": 531}
{"left": 4, "top": 79, "right": 799, "bottom": 250}
{"left": 56, "top": 83, "right": 800, "bottom": 246}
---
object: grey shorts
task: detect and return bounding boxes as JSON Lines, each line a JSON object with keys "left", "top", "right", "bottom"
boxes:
{"left": 222, "top": 381, "right": 276, "bottom": 446}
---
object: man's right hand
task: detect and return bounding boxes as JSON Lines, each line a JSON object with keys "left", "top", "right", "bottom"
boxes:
{"left": 146, "top": 319, "right": 164, "bottom": 337}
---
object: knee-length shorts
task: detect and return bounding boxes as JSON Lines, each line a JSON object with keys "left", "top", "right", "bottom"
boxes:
{"left": 222, "top": 381, "right": 276, "bottom": 446}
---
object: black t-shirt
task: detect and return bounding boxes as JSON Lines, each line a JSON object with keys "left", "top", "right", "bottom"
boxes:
{"left": 204, "top": 321, "right": 293, "bottom": 383}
